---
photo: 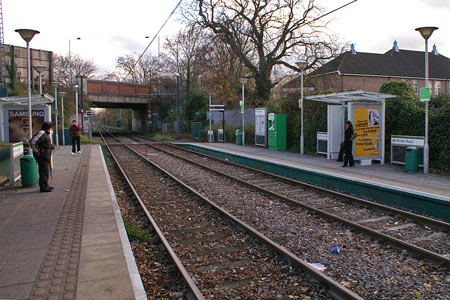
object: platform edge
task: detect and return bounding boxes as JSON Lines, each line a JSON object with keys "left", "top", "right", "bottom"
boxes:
{"left": 99, "top": 144, "right": 147, "bottom": 300}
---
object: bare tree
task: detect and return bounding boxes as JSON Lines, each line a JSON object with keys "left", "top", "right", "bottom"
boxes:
{"left": 115, "top": 52, "right": 160, "bottom": 85}
{"left": 53, "top": 54, "right": 98, "bottom": 85}
{"left": 160, "top": 25, "right": 214, "bottom": 96}
{"left": 191, "top": 0, "right": 345, "bottom": 101}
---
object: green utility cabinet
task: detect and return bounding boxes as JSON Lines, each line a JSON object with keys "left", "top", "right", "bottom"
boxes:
{"left": 268, "top": 113, "right": 286, "bottom": 151}
{"left": 191, "top": 122, "right": 203, "bottom": 140}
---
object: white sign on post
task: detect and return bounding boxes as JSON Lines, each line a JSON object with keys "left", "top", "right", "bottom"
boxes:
{"left": 10, "top": 142, "right": 24, "bottom": 186}
{"left": 391, "top": 135, "right": 424, "bottom": 147}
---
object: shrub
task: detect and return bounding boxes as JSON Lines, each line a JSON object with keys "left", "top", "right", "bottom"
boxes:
{"left": 123, "top": 219, "right": 150, "bottom": 243}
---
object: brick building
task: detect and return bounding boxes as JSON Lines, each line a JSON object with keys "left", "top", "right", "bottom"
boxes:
{"left": 0, "top": 44, "right": 53, "bottom": 89}
{"left": 282, "top": 43, "right": 450, "bottom": 96}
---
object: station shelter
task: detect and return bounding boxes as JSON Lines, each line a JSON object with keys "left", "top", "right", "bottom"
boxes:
{"left": 0, "top": 94, "right": 54, "bottom": 143}
{"left": 305, "top": 91, "right": 395, "bottom": 165}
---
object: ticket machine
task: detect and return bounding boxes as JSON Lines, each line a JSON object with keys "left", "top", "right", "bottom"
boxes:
{"left": 268, "top": 113, "right": 286, "bottom": 151}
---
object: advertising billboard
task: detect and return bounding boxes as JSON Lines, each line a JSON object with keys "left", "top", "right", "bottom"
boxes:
{"left": 353, "top": 107, "right": 382, "bottom": 159}
{"left": 8, "top": 109, "right": 45, "bottom": 143}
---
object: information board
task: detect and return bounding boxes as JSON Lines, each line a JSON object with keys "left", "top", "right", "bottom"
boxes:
{"left": 218, "top": 129, "right": 224, "bottom": 142}
{"left": 316, "top": 132, "right": 328, "bottom": 154}
{"left": 255, "top": 108, "right": 267, "bottom": 146}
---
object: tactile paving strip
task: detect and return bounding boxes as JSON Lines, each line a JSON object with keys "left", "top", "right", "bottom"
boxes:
{"left": 29, "top": 148, "right": 90, "bottom": 300}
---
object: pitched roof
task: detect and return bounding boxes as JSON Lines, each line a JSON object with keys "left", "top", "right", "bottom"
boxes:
{"left": 311, "top": 48, "right": 450, "bottom": 79}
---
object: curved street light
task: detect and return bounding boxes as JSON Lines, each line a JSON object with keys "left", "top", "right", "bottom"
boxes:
{"left": 33, "top": 65, "right": 47, "bottom": 95}
{"left": 52, "top": 82, "right": 60, "bottom": 146}
{"left": 59, "top": 91, "right": 67, "bottom": 146}
{"left": 296, "top": 61, "right": 307, "bottom": 155}
{"left": 69, "top": 37, "right": 81, "bottom": 84}
{"left": 415, "top": 26, "right": 438, "bottom": 174}
{"left": 239, "top": 78, "right": 248, "bottom": 146}
{"left": 15, "top": 29, "right": 40, "bottom": 142}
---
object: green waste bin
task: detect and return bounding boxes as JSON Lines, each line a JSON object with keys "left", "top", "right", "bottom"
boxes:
{"left": 20, "top": 155, "right": 39, "bottom": 187}
{"left": 191, "top": 122, "right": 203, "bottom": 140}
{"left": 236, "top": 129, "right": 242, "bottom": 145}
{"left": 405, "top": 146, "right": 418, "bottom": 173}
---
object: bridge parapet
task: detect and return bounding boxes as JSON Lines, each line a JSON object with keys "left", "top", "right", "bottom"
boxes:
{"left": 86, "top": 79, "right": 154, "bottom": 133}
{"left": 87, "top": 79, "right": 151, "bottom": 97}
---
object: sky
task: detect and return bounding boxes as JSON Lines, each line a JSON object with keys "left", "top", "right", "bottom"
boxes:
{"left": 4, "top": 0, "right": 450, "bottom": 74}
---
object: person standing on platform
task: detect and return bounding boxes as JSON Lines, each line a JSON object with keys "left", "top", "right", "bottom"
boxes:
{"left": 69, "top": 120, "right": 82, "bottom": 154}
{"left": 342, "top": 121, "right": 355, "bottom": 167}
{"left": 30, "top": 121, "right": 56, "bottom": 192}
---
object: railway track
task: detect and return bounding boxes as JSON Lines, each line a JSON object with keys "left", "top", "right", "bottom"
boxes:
{"left": 103, "top": 128, "right": 450, "bottom": 299}
{"left": 98, "top": 127, "right": 363, "bottom": 300}
{"left": 119, "top": 129, "right": 450, "bottom": 265}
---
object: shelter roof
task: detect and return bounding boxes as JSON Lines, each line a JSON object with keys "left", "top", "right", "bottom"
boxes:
{"left": 0, "top": 94, "right": 54, "bottom": 106}
{"left": 305, "top": 90, "right": 395, "bottom": 104}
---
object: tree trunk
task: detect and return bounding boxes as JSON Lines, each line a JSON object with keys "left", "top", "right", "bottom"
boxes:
{"left": 254, "top": 68, "right": 273, "bottom": 103}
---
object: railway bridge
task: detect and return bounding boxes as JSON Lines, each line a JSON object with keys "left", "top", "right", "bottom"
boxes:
{"left": 86, "top": 79, "right": 152, "bottom": 132}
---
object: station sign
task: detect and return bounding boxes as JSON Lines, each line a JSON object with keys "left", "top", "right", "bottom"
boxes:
{"left": 391, "top": 135, "right": 424, "bottom": 147}
{"left": 86, "top": 110, "right": 92, "bottom": 116}
{"left": 209, "top": 105, "right": 225, "bottom": 112}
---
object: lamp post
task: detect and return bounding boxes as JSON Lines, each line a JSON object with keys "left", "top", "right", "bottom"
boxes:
{"left": 15, "top": 29, "right": 40, "bottom": 141}
{"left": 69, "top": 37, "right": 81, "bottom": 84}
{"left": 296, "top": 61, "right": 307, "bottom": 154}
{"left": 176, "top": 74, "right": 180, "bottom": 140}
{"left": 52, "top": 82, "right": 59, "bottom": 146}
{"left": 33, "top": 65, "right": 47, "bottom": 95}
{"left": 209, "top": 93, "right": 212, "bottom": 134}
{"left": 415, "top": 26, "right": 438, "bottom": 174}
{"left": 75, "top": 85, "right": 79, "bottom": 124}
{"left": 59, "top": 91, "right": 66, "bottom": 146}
{"left": 239, "top": 78, "right": 248, "bottom": 146}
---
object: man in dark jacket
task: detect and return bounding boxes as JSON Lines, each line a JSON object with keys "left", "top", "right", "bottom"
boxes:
{"left": 30, "top": 121, "right": 56, "bottom": 192}
{"left": 69, "top": 120, "right": 81, "bottom": 154}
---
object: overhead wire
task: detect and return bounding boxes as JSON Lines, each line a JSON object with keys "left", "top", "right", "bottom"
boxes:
{"left": 126, "top": 0, "right": 183, "bottom": 80}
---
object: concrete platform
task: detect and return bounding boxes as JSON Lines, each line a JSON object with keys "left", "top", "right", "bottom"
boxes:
{"left": 0, "top": 145, "right": 146, "bottom": 300}
{"left": 180, "top": 142, "right": 450, "bottom": 219}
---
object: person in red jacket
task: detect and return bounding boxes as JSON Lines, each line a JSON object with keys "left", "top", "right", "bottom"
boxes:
{"left": 69, "top": 120, "right": 81, "bottom": 154}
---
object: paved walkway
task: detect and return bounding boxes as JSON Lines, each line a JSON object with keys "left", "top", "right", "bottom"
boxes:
{"left": 187, "top": 142, "right": 450, "bottom": 200}
{"left": 0, "top": 145, "right": 145, "bottom": 300}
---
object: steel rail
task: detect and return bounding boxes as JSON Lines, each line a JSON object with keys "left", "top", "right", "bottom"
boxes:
{"left": 146, "top": 143, "right": 450, "bottom": 267}
{"left": 97, "top": 127, "right": 206, "bottom": 300}
{"left": 168, "top": 143, "right": 450, "bottom": 230}
{"left": 101, "top": 126, "right": 365, "bottom": 300}
{"left": 119, "top": 128, "right": 449, "bottom": 230}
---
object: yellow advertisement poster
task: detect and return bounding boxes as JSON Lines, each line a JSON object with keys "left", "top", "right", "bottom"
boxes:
{"left": 354, "top": 107, "right": 381, "bottom": 158}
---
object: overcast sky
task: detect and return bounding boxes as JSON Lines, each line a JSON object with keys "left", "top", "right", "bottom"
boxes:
{"left": 4, "top": 0, "right": 449, "bottom": 74}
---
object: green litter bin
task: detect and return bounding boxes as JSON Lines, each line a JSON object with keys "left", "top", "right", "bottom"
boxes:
{"left": 236, "top": 129, "right": 242, "bottom": 145}
{"left": 20, "top": 155, "right": 39, "bottom": 187}
{"left": 405, "top": 146, "right": 418, "bottom": 173}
